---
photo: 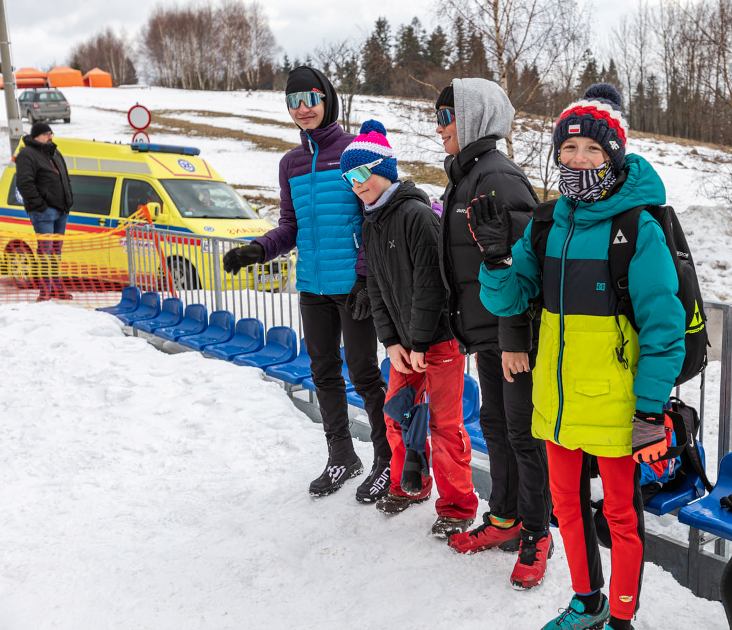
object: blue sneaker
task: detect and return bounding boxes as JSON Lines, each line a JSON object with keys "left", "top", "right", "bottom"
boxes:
{"left": 542, "top": 594, "right": 610, "bottom": 629}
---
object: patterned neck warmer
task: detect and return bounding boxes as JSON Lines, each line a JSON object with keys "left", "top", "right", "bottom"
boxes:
{"left": 558, "top": 162, "right": 617, "bottom": 202}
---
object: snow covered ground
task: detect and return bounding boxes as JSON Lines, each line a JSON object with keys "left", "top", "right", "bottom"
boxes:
{"left": 0, "top": 87, "right": 729, "bottom": 627}
{"left": 0, "top": 303, "right": 726, "bottom": 630}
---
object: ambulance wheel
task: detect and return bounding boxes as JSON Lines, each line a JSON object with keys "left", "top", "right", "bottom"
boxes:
{"left": 167, "top": 257, "right": 200, "bottom": 291}
{"left": 4, "top": 241, "right": 37, "bottom": 289}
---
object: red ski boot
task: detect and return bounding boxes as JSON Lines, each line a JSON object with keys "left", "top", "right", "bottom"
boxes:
{"left": 448, "top": 513, "right": 521, "bottom": 554}
{"left": 510, "top": 529, "right": 553, "bottom": 589}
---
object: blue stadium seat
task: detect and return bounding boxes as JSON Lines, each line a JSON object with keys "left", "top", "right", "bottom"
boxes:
{"left": 465, "top": 420, "right": 488, "bottom": 454}
{"left": 645, "top": 443, "right": 708, "bottom": 516}
{"left": 346, "top": 391, "right": 365, "bottom": 408}
{"left": 133, "top": 298, "right": 183, "bottom": 333}
{"left": 117, "top": 292, "right": 161, "bottom": 325}
{"left": 96, "top": 286, "right": 140, "bottom": 315}
{"left": 301, "top": 348, "right": 354, "bottom": 393}
{"left": 204, "top": 318, "right": 265, "bottom": 361}
{"left": 178, "top": 310, "right": 235, "bottom": 351}
{"left": 463, "top": 374, "right": 480, "bottom": 425}
{"left": 679, "top": 452, "right": 732, "bottom": 540}
{"left": 265, "top": 338, "right": 311, "bottom": 385}
{"left": 345, "top": 358, "right": 390, "bottom": 410}
{"left": 380, "top": 357, "right": 391, "bottom": 382}
{"left": 232, "top": 326, "right": 297, "bottom": 368}
{"left": 155, "top": 304, "right": 208, "bottom": 341}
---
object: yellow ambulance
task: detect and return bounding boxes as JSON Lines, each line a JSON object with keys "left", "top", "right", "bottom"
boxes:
{"left": 0, "top": 138, "right": 285, "bottom": 290}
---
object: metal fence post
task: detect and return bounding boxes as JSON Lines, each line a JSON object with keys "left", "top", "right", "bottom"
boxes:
{"left": 125, "top": 226, "right": 136, "bottom": 287}
{"left": 211, "top": 238, "right": 222, "bottom": 311}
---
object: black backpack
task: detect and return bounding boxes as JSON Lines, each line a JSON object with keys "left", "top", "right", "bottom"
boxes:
{"left": 531, "top": 200, "right": 709, "bottom": 386}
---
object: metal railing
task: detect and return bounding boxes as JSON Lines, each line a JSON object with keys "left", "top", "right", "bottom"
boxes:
{"left": 125, "top": 224, "right": 301, "bottom": 340}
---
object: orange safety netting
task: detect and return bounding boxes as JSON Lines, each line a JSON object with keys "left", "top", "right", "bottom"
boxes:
{"left": 0, "top": 209, "right": 170, "bottom": 308}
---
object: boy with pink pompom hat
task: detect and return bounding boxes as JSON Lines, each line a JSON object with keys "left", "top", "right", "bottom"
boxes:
{"left": 341, "top": 120, "right": 478, "bottom": 538}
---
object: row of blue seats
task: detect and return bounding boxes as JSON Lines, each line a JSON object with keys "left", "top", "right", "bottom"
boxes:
{"left": 97, "top": 287, "right": 489, "bottom": 452}
{"left": 99, "top": 288, "right": 732, "bottom": 535}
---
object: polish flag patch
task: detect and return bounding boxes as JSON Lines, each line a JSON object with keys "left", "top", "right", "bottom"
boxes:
{"left": 568, "top": 124, "right": 581, "bottom": 134}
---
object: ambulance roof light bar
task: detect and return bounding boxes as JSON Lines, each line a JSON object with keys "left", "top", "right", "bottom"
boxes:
{"left": 131, "top": 143, "right": 201, "bottom": 156}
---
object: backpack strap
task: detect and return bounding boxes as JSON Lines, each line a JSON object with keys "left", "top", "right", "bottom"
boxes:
{"left": 608, "top": 206, "right": 646, "bottom": 329}
{"left": 530, "top": 199, "right": 557, "bottom": 271}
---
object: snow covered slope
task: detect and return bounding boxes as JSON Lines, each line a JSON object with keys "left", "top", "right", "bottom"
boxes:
{"left": 0, "top": 303, "right": 725, "bottom": 629}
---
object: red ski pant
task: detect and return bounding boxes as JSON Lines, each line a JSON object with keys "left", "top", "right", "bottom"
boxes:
{"left": 546, "top": 441, "right": 645, "bottom": 620}
{"left": 384, "top": 339, "right": 478, "bottom": 520}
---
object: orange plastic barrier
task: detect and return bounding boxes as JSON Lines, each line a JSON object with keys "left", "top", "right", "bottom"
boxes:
{"left": 0, "top": 209, "right": 163, "bottom": 307}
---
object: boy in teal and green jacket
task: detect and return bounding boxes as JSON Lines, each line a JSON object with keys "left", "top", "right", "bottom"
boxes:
{"left": 467, "top": 84, "right": 685, "bottom": 630}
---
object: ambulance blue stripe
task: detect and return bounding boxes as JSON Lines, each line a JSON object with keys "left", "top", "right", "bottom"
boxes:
{"left": 0, "top": 206, "right": 194, "bottom": 234}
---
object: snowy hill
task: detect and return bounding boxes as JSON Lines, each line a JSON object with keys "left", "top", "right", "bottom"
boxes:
{"left": 0, "top": 303, "right": 725, "bottom": 629}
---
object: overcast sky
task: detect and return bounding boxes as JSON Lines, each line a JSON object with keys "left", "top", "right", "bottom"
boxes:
{"left": 7, "top": 0, "right": 656, "bottom": 72}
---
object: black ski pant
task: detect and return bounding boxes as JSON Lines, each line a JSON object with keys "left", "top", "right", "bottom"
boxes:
{"left": 477, "top": 346, "right": 551, "bottom": 532}
{"left": 300, "top": 292, "right": 390, "bottom": 462}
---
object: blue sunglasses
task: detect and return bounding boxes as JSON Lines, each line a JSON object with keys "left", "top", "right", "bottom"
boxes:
{"left": 342, "top": 159, "right": 383, "bottom": 186}
{"left": 436, "top": 107, "right": 455, "bottom": 127}
{"left": 286, "top": 91, "right": 325, "bottom": 109}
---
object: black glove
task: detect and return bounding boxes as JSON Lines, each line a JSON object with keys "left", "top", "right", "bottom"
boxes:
{"left": 223, "top": 242, "right": 264, "bottom": 274}
{"left": 465, "top": 194, "right": 512, "bottom": 266}
{"left": 346, "top": 275, "right": 371, "bottom": 320}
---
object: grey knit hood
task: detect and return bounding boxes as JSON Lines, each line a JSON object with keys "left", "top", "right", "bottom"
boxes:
{"left": 453, "top": 78, "right": 515, "bottom": 149}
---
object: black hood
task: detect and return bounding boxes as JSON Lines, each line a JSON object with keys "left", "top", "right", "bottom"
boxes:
{"left": 366, "top": 181, "right": 431, "bottom": 224}
{"left": 286, "top": 65, "right": 339, "bottom": 128}
{"left": 22, "top": 135, "right": 57, "bottom": 155}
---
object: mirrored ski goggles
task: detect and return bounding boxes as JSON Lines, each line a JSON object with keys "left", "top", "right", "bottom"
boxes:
{"left": 286, "top": 91, "right": 325, "bottom": 109}
{"left": 341, "top": 159, "right": 384, "bottom": 186}
{"left": 436, "top": 107, "right": 456, "bottom": 127}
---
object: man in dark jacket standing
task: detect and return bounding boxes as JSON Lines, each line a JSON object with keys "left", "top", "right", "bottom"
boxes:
{"left": 223, "top": 67, "right": 390, "bottom": 501}
{"left": 16, "top": 122, "right": 74, "bottom": 301}
{"left": 436, "top": 79, "right": 552, "bottom": 589}
{"left": 341, "top": 120, "right": 478, "bottom": 537}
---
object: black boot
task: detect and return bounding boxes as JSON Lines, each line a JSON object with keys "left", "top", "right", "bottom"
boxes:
{"left": 401, "top": 448, "right": 424, "bottom": 496}
{"left": 355, "top": 457, "right": 391, "bottom": 503}
{"left": 375, "top": 492, "right": 430, "bottom": 515}
{"left": 309, "top": 440, "right": 363, "bottom": 497}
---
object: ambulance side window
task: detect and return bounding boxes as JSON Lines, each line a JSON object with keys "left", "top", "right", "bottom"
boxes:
{"left": 121, "top": 179, "right": 162, "bottom": 218}
{"left": 68, "top": 175, "right": 115, "bottom": 216}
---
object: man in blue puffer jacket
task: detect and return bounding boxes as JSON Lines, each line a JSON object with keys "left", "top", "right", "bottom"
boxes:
{"left": 223, "top": 66, "right": 390, "bottom": 500}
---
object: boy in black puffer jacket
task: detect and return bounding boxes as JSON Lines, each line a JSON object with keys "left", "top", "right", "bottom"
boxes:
{"left": 340, "top": 120, "right": 478, "bottom": 538}
{"left": 436, "top": 79, "right": 551, "bottom": 590}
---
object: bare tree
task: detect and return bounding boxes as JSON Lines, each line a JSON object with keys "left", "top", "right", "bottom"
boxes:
{"left": 68, "top": 28, "right": 137, "bottom": 85}
{"left": 141, "top": 1, "right": 277, "bottom": 91}
{"left": 316, "top": 40, "right": 362, "bottom": 133}
{"left": 436, "top": 0, "right": 588, "bottom": 158}
{"left": 241, "top": 2, "right": 278, "bottom": 89}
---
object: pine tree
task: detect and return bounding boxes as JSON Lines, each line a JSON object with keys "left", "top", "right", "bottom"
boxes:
{"left": 517, "top": 64, "right": 543, "bottom": 114}
{"left": 467, "top": 28, "right": 490, "bottom": 79}
{"left": 425, "top": 26, "right": 449, "bottom": 69}
{"left": 645, "top": 74, "right": 661, "bottom": 134}
{"left": 602, "top": 58, "right": 621, "bottom": 88}
{"left": 577, "top": 48, "right": 600, "bottom": 93}
{"left": 362, "top": 17, "right": 393, "bottom": 94}
{"left": 450, "top": 16, "right": 470, "bottom": 75}
{"left": 395, "top": 17, "right": 425, "bottom": 68}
